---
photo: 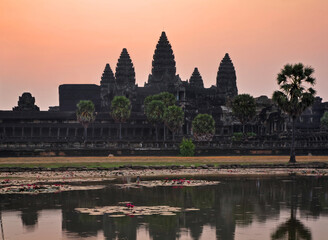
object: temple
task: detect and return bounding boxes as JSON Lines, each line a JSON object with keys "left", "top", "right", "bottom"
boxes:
{"left": 0, "top": 31, "right": 327, "bottom": 156}
{"left": 216, "top": 53, "right": 238, "bottom": 99}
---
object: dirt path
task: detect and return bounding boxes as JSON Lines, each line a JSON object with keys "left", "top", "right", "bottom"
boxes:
{"left": 0, "top": 155, "right": 328, "bottom": 165}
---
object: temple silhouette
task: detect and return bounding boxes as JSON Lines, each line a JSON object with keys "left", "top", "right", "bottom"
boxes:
{"left": 59, "top": 32, "right": 237, "bottom": 114}
{"left": 0, "top": 31, "right": 327, "bottom": 156}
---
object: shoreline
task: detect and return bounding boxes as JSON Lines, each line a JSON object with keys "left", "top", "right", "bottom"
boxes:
{"left": 1, "top": 164, "right": 327, "bottom": 194}
{"left": 1, "top": 157, "right": 328, "bottom": 187}
{"left": 1, "top": 164, "right": 327, "bottom": 182}
{"left": 1, "top": 155, "right": 328, "bottom": 170}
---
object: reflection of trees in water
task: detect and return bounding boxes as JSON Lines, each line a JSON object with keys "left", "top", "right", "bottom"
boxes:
{"left": 103, "top": 214, "right": 137, "bottom": 240}
{"left": 62, "top": 211, "right": 101, "bottom": 238}
{"left": 1, "top": 177, "right": 328, "bottom": 239}
{"left": 21, "top": 209, "right": 39, "bottom": 229}
{"left": 183, "top": 211, "right": 204, "bottom": 240}
{"left": 271, "top": 218, "right": 311, "bottom": 240}
{"left": 147, "top": 215, "right": 181, "bottom": 240}
{"left": 271, "top": 181, "right": 312, "bottom": 240}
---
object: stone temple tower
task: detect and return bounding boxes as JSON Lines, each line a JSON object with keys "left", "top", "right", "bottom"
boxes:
{"left": 100, "top": 63, "right": 116, "bottom": 111}
{"left": 151, "top": 31, "right": 176, "bottom": 80}
{"left": 216, "top": 53, "right": 238, "bottom": 99}
{"left": 114, "top": 48, "right": 137, "bottom": 99}
{"left": 189, "top": 68, "right": 204, "bottom": 88}
{"left": 147, "top": 32, "right": 181, "bottom": 91}
{"left": 115, "top": 48, "right": 136, "bottom": 87}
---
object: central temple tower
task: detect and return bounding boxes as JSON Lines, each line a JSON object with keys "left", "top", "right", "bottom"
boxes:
{"left": 151, "top": 32, "right": 176, "bottom": 79}
{"left": 216, "top": 53, "right": 238, "bottom": 99}
{"left": 146, "top": 32, "right": 182, "bottom": 91}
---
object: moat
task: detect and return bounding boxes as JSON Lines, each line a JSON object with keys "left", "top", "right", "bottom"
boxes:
{"left": 1, "top": 176, "right": 328, "bottom": 240}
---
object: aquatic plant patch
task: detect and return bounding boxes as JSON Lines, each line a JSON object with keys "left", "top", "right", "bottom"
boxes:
{"left": 0, "top": 174, "right": 115, "bottom": 187}
{"left": 116, "top": 179, "right": 220, "bottom": 188}
{"left": 75, "top": 202, "right": 200, "bottom": 217}
{"left": 0, "top": 184, "right": 104, "bottom": 194}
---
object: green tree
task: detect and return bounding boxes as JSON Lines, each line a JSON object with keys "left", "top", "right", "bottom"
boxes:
{"left": 231, "top": 94, "right": 256, "bottom": 134}
{"left": 192, "top": 114, "right": 215, "bottom": 141}
{"left": 157, "top": 92, "right": 176, "bottom": 107}
{"left": 320, "top": 111, "right": 328, "bottom": 129}
{"left": 144, "top": 95, "right": 154, "bottom": 113}
{"left": 144, "top": 92, "right": 176, "bottom": 110}
{"left": 76, "top": 100, "right": 95, "bottom": 142}
{"left": 144, "top": 92, "right": 176, "bottom": 141}
{"left": 272, "top": 63, "right": 316, "bottom": 163}
{"left": 179, "top": 138, "right": 195, "bottom": 156}
{"left": 145, "top": 100, "right": 165, "bottom": 141}
{"left": 164, "top": 105, "right": 184, "bottom": 140}
{"left": 110, "top": 96, "right": 131, "bottom": 140}
{"left": 158, "top": 92, "right": 176, "bottom": 140}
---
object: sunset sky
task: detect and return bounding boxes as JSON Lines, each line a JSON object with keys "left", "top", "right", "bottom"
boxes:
{"left": 0, "top": 0, "right": 327, "bottom": 110}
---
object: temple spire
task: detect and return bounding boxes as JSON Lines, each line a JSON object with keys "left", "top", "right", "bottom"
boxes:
{"left": 151, "top": 31, "right": 176, "bottom": 80}
{"left": 100, "top": 63, "right": 115, "bottom": 85}
{"left": 216, "top": 53, "right": 238, "bottom": 98}
{"left": 189, "top": 68, "right": 204, "bottom": 88}
{"left": 115, "top": 48, "right": 136, "bottom": 86}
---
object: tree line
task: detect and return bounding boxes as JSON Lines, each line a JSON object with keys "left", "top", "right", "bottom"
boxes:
{"left": 76, "top": 63, "right": 317, "bottom": 163}
{"left": 76, "top": 91, "right": 215, "bottom": 144}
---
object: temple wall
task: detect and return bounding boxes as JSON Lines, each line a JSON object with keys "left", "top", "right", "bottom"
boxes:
{"left": 1, "top": 139, "right": 328, "bottom": 157}
{"left": 59, "top": 84, "right": 101, "bottom": 111}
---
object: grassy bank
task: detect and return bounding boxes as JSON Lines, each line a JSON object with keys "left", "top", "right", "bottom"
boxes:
{"left": 0, "top": 156, "right": 328, "bottom": 168}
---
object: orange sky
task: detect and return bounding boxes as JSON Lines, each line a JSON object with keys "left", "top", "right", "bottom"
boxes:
{"left": 0, "top": 0, "right": 327, "bottom": 110}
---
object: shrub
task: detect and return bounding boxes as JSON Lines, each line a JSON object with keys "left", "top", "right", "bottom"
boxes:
{"left": 232, "top": 132, "right": 243, "bottom": 142}
{"left": 232, "top": 132, "right": 256, "bottom": 142}
{"left": 246, "top": 132, "right": 257, "bottom": 138}
{"left": 179, "top": 138, "right": 195, "bottom": 156}
{"left": 321, "top": 112, "right": 328, "bottom": 129}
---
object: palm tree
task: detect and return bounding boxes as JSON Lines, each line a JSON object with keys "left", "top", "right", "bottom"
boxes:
{"left": 144, "top": 92, "right": 176, "bottom": 141}
{"left": 164, "top": 105, "right": 184, "bottom": 140}
{"left": 272, "top": 63, "right": 316, "bottom": 163}
{"left": 231, "top": 94, "right": 256, "bottom": 135}
{"left": 157, "top": 92, "right": 176, "bottom": 108}
{"left": 110, "top": 96, "right": 131, "bottom": 140}
{"left": 145, "top": 100, "right": 165, "bottom": 141}
{"left": 76, "top": 100, "right": 95, "bottom": 143}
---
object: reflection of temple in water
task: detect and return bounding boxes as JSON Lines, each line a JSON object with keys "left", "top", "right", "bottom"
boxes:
{"left": 1, "top": 178, "right": 328, "bottom": 239}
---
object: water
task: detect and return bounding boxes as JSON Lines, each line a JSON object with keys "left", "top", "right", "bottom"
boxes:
{"left": 1, "top": 176, "right": 328, "bottom": 240}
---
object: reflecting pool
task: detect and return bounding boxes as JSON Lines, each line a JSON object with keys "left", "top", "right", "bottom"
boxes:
{"left": 1, "top": 176, "right": 328, "bottom": 240}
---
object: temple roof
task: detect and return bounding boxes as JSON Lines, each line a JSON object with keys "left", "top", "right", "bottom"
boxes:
{"left": 151, "top": 32, "right": 176, "bottom": 79}
{"left": 189, "top": 67, "right": 204, "bottom": 88}
{"left": 115, "top": 48, "right": 135, "bottom": 86}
